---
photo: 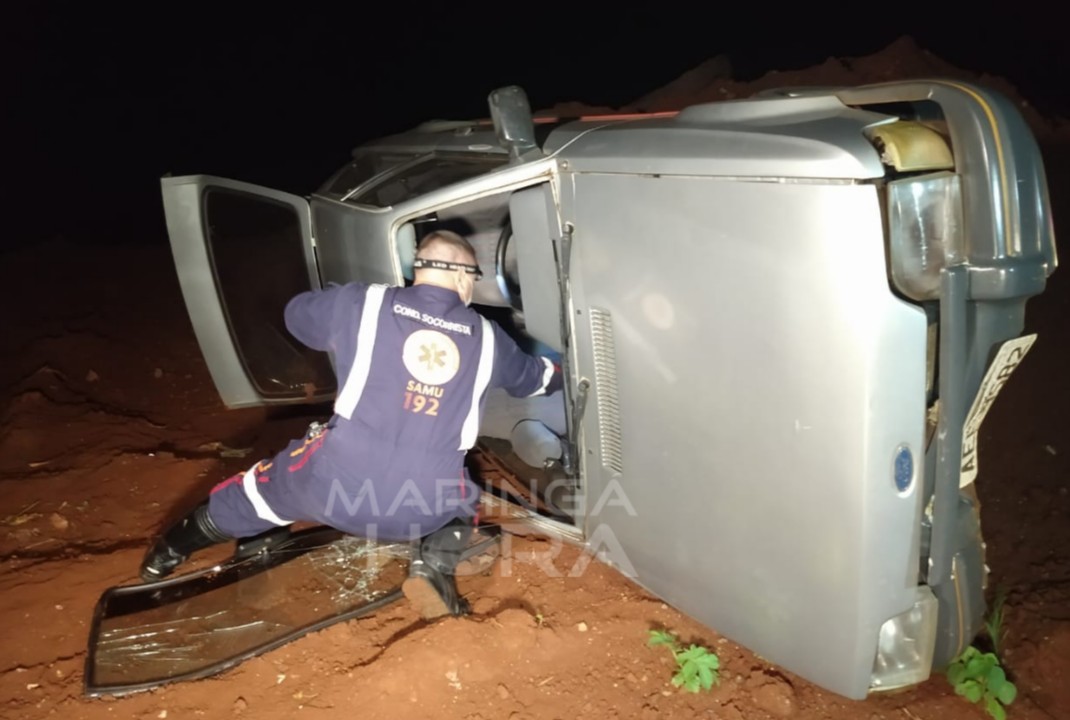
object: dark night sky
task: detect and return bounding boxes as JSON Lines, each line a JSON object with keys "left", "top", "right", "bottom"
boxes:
{"left": 4, "top": 4, "right": 1067, "bottom": 251}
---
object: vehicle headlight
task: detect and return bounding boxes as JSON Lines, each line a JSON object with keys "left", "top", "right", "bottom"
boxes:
{"left": 887, "top": 171, "right": 965, "bottom": 301}
{"left": 869, "top": 586, "right": 939, "bottom": 692}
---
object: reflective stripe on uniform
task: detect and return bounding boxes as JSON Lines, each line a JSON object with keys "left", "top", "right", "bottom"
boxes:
{"left": 458, "top": 317, "right": 495, "bottom": 450}
{"left": 334, "top": 283, "right": 388, "bottom": 420}
{"left": 241, "top": 467, "right": 292, "bottom": 526}
{"left": 526, "top": 356, "right": 555, "bottom": 397}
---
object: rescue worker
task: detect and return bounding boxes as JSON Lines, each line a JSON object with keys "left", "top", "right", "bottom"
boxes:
{"left": 139, "top": 229, "right": 562, "bottom": 618}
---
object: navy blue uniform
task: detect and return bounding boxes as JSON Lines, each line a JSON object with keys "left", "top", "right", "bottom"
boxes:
{"left": 207, "top": 281, "right": 560, "bottom": 543}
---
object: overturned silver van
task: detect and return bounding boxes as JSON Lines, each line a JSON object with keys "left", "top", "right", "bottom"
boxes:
{"left": 160, "top": 79, "right": 1058, "bottom": 700}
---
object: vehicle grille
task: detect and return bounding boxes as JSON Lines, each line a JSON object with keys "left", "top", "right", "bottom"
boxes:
{"left": 590, "top": 307, "right": 624, "bottom": 475}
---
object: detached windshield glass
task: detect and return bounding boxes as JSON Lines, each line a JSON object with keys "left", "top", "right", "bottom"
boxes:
{"left": 86, "top": 531, "right": 410, "bottom": 695}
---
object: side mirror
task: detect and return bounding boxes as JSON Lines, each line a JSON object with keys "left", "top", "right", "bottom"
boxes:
{"left": 488, "top": 86, "right": 545, "bottom": 163}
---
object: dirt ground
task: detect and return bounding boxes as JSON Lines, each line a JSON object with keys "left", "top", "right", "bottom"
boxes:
{"left": 2, "top": 41, "right": 1068, "bottom": 720}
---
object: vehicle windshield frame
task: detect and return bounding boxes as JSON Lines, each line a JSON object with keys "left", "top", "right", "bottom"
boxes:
{"left": 339, "top": 153, "right": 432, "bottom": 203}
{"left": 341, "top": 151, "right": 511, "bottom": 209}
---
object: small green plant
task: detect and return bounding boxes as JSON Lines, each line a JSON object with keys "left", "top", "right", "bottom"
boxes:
{"left": 984, "top": 586, "right": 1008, "bottom": 657}
{"left": 946, "top": 646, "right": 1017, "bottom": 720}
{"left": 647, "top": 629, "right": 720, "bottom": 693}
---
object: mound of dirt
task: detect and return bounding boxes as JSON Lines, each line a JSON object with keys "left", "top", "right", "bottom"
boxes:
{"left": 538, "top": 36, "right": 1069, "bottom": 141}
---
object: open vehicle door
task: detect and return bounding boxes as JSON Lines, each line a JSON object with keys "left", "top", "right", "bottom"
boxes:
{"left": 162, "top": 176, "right": 337, "bottom": 408}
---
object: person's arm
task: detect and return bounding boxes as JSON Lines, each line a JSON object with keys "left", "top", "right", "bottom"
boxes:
{"left": 283, "top": 282, "right": 366, "bottom": 354}
{"left": 488, "top": 323, "right": 563, "bottom": 397}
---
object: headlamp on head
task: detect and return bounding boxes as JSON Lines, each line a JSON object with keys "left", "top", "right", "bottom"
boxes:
{"left": 412, "top": 258, "right": 483, "bottom": 281}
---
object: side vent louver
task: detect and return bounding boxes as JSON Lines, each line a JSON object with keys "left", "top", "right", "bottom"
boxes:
{"left": 590, "top": 307, "right": 624, "bottom": 475}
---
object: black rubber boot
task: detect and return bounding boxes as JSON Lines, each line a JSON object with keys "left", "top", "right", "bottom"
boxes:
{"left": 402, "top": 518, "right": 475, "bottom": 619}
{"left": 139, "top": 501, "right": 231, "bottom": 582}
